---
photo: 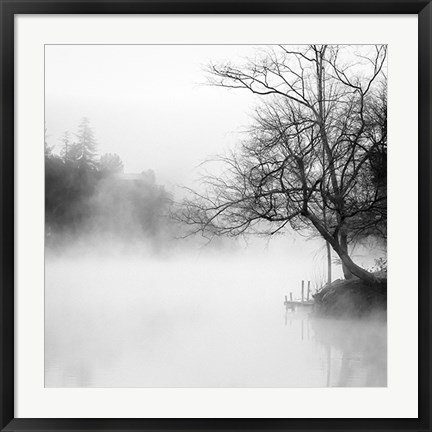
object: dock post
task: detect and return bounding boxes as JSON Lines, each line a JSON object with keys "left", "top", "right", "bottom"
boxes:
{"left": 307, "top": 281, "right": 310, "bottom": 301}
{"left": 285, "top": 295, "right": 288, "bottom": 302}
{"left": 290, "top": 292, "right": 293, "bottom": 302}
{"left": 301, "top": 280, "right": 304, "bottom": 303}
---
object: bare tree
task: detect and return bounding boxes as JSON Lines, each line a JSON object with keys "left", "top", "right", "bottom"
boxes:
{"left": 179, "top": 45, "right": 387, "bottom": 286}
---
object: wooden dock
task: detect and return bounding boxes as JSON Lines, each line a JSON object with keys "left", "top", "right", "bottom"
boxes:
{"left": 284, "top": 299, "right": 314, "bottom": 307}
{"left": 284, "top": 299, "right": 315, "bottom": 310}
{"left": 284, "top": 280, "right": 315, "bottom": 310}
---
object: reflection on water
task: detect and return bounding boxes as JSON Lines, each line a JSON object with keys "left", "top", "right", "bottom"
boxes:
{"left": 45, "top": 257, "right": 387, "bottom": 388}
{"left": 284, "top": 309, "right": 386, "bottom": 387}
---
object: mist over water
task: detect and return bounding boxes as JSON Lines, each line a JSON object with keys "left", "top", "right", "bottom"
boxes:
{"left": 44, "top": 44, "right": 387, "bottom": 388}
{"left": 45, "top": 244, "right": 386, "bottom": 388}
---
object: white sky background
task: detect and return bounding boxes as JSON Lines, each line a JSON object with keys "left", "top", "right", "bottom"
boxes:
{"left": 45, "top": 45, "right": 262, "bottom": 189}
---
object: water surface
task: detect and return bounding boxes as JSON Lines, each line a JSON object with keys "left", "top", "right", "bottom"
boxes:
{"left": 45, "top": 256, "right": 387, "bottom": 387}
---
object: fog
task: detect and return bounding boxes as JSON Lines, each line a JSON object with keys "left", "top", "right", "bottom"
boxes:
{"left": 45, "top": 44, "right": 387, "bottom": 388}
{"left": 45, "top": 235, "right": 386, "bottom": 387}
{"left": 45, "top": 252, "right": 386, "bottom": 388}
{"left": 45, "top": 45, "right": 260, "bottom": 188}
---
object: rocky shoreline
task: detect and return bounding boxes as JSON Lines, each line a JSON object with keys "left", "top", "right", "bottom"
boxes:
{"left": 313, "top": 275, "right": 387, "bottom": 318}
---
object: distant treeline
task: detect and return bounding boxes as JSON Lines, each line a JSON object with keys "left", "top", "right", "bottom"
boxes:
{"left": 45, "top": 118, "right": 172, "bottom": 243}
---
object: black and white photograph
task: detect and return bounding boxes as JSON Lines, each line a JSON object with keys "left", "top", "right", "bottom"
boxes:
{"left": 44, "top": 44, "right": 387, "bottom": 388}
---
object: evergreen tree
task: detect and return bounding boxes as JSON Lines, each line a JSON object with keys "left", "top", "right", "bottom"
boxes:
{"left": 73, "top": 117, "right": 98, "bottom": 170}
{"left": 44, "top": 126, "right": 54, "bottom": 157}
{"left": 60, "top": 131, "right": 73, "bottom": 164}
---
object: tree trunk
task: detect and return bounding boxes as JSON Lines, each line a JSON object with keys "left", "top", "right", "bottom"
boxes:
{"left": 336, "top": 245, "right": 380, "bottom": 285}
{"left": 307, "top": 213, "right": 380, "bottom": 286}
{"left": 339, "top": 231, "right": 354, "bottom": 280}
{"left": 326, "top": 241, "right": 332, "bottom": 285}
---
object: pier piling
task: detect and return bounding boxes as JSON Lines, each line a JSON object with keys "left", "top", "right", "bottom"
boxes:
{"left": 301, "top": 280, "right": 304, "bottom": 303}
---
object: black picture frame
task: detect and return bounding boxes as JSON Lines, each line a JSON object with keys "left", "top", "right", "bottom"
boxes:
{"left": 1, "top": 1, "right": 430, "bottom": 431}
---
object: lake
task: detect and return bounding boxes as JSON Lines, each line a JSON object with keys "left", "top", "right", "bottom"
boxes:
{"left": 45, "top": 255, "right": 387, "bottom": 388}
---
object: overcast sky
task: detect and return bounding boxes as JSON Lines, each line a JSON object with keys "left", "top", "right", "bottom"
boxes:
{"left": 45, "top": 44, "right": 384, "bottom": 189}
{"left": 45, "top": 45, "right": 265, "bottom": 189}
